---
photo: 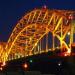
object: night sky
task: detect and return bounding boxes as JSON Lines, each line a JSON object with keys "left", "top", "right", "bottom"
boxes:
{"left": 0, "top": 0, "right": 75, "bottom": 42}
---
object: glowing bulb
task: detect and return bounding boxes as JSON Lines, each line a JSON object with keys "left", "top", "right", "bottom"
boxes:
{"left": 68, "top": 14, "right": 73, "bottom": 20}
{"left": 64, "top": 53, "right": 67, "bottom": 56}
{"left": 0, "top": 67, "right": 2, "bottom": 71}
{"left": 67, "top": 48, "right": 71, "bottom": 54}
{"left": 29, "top": 59, "right": 33, "bottom": 63}
{"left": 30, "top": 38, "right": 32, "bottom": 41}
{"left": 35, "top": 43, "right": 37, "bottom": 46}
{"left": 3, "top": 62, "right": 6, "bottom": 66}
{"left": 58, "top": 62, "right": 61, "bottom": 66}
{"left": 68, "top": 32, "right": 70, "bottom": 35}
{"left": 24, "top": 63, "right": 28, "bottom": 69}
{"left": 56, "top": 47, "right": 59, "bottom": 49}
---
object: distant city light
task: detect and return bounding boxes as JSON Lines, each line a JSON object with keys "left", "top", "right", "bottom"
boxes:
{"left": 64, "top": 53, "right": 67, "bottom": 56}
{"left": 58, "top": 62, "right": 61, "bottom": 66}
{"left": 29, "top": 59, "right": 33, "bottom": 63}
{"left": 0, "top": 67, "right": 2, "bottom": 71}
{"left": 24, "top": 63, "right": 28, "bottom": 69}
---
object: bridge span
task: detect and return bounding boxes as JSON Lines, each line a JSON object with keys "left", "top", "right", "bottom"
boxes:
{"left": 0, "top": 8, "right": 75, "bottom": 69}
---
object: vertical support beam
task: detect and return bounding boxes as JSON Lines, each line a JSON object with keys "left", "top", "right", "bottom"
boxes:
{"left": 25, "top": 28, "right": 27, "bottom": 56}
{"left": 38, "top": 44, "right": 40, "bottom": 53}
{"left": 46, "top": 32, "right": 48, "bottom": 52}
{"left": 53, "top": 15, "right": 55, "bottom": 51}
{"left": 60, "top": 22, "right": 63, "bottom": 51}
{"left": 40, "top": 40, "right": 41, "bottom": 53}
{"left": 70, "top": 20, "right": 74, "bottom": 53}
{"left": 53, "top": 14, "right": 56, "bottom": 25}
{"left": 53, "top": 32, "right": 55, "bottom": 51}
{"left": 70, "top": 26, "right": 74, "bottom": 44}
{"left": 34, "top": 46, "right": 37, "bottom": 54}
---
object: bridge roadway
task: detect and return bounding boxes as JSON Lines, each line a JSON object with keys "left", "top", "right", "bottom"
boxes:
{"left": 1, "top": 48, "right": 75, "bottom": 75}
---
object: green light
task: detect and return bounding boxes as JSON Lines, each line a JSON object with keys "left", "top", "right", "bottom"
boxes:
{"left": 29, "top": 59, "right": 33, "bottom": 63}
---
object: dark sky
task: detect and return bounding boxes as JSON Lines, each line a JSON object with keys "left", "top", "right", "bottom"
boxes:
{"left": 0, "top": 0, "right": 75, "bottom": 42}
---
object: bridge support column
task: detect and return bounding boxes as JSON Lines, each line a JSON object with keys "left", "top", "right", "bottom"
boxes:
{"left": 70, "top": 20, "right": 74, "bottom": 53}
{"left": 60, "top": 22, "right": 63, "bottom": 51}
{"left": 53, "top": 32, "right": 55, "bottom": 51}
{"left": 46, "top": 33, "right": 48, "bottom": 52}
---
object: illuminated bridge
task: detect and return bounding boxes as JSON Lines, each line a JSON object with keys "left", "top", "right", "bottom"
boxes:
{"left": 0, "top": 7, "right": 75, "bottom": 67}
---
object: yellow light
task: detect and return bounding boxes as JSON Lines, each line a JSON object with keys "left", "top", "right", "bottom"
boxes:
{"left": 67, "top": 48, "right": 71, "bottom": 54}
{"left": 30, "top": 38, "right": 32, "bottom": 41}
{"left": 56, "top": 47, "right": 59, "bottom": 49}
{"left": 35, "top": 43, "right": 37, "bottom": 46}
{"left": 68, "top": 32, "right": 70, "bottom": 35}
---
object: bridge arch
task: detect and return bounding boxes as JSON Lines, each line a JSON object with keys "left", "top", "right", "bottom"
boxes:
{"left": 1, "top": 8, "right": 74, "bottom": 62}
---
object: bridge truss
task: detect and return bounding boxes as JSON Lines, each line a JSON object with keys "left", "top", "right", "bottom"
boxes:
{"left": 0, "top": 8, "right": 75, "bottom": 65}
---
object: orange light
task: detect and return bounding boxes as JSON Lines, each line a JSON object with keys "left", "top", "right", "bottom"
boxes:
{"left": 0, "top": 67, "right": 2, "bottom": 71}
{"left": 64, "top": 49, "right": 71, "bottom": 56}
{"left": 64, "top": 53, "right": 67, "bottom": 56}
{"left": 24, "top": 63, "right": 28, "bottom": 69}
{"left": 68, "top": 14, "right": 73, "bottom": 20}
{"left": 1, "top": 62, "right": 6, "bottom": 67}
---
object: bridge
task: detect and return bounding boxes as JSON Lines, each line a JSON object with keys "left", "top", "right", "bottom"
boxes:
{"left": 0, "top": 7, "right": 75, "bottom": 68}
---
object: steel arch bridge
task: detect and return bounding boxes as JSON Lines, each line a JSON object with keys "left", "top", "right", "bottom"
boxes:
{"left": 0, "top": 8, "right": 75, "bottom": 64}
